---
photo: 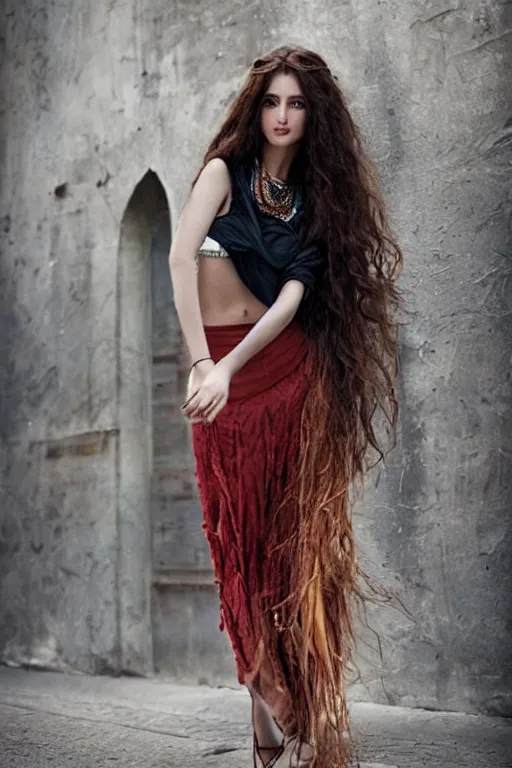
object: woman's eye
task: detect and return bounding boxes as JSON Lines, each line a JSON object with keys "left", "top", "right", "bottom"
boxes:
{"left": 261, "top": 96, "right": 305, "bottom": 109}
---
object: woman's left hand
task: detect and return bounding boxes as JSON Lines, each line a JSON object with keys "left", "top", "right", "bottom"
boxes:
{"left": 181, "top": 358, "right": 232, "bottom": 424}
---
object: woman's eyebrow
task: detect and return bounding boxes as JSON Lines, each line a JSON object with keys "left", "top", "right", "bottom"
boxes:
{"left": 264, "top": 92, "right": 304, "bottom": 99}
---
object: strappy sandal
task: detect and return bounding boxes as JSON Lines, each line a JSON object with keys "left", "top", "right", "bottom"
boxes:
{"left": 251, "top": 696, "right": 285, "bottom": 768}
{"left": 253, "top": 734, "right": 285, "bottom": 768}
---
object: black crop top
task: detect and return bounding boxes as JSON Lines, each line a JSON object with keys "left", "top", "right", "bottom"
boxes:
{"left": 207, "top": 157, "right": 326, "bottom": 308}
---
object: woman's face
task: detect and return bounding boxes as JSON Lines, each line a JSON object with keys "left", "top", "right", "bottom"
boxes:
{"left": 259, "top": 71, "right": 306, "bottom": 148}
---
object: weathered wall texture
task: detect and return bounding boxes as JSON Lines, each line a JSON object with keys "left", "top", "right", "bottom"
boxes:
{"left": 0, "top": 0, "right": 510, "bottom": 715}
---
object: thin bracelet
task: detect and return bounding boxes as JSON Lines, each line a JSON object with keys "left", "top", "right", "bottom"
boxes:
{"left": 189, "top": 356, "right": 213, "bottom": 371}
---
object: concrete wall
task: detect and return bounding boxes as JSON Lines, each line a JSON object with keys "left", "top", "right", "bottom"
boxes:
{"left": 0, "top": 0, "right": 510, "bottom": 715}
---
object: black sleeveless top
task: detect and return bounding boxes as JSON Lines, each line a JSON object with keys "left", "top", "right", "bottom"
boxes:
{"left": 207, "top": 157, "right": 326, "bottom": 308}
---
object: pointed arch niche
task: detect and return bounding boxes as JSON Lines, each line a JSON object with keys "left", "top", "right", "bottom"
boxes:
{"left": 116, "top": 170, "right": 172, "bottom": 675}
{"left": 116, "top": 170, "right": 233, "bottom": 681}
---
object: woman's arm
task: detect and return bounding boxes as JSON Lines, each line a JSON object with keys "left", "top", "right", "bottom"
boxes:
{"left": 168, "top": 157, "right": 231, "bottom": 366}
{"left": 182, "top": 279, "right": 305, "bottom": 423}
{"left": 172, "top": 157, "right": 306, "bottom": 424}
{"left": 220, "top": 279, "right": 304, "bottom": 375}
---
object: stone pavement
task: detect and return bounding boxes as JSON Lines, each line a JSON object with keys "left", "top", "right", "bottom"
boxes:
{"left": 0, "top": 666, "right": 511, "bottom": 768}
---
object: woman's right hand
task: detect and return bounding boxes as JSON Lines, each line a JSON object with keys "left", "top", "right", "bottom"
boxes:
{"left": 181, "top": 358, "right": 231, "bottom": 424}
{"left": 182, "top": 359, "right": 215, "bottom": 424}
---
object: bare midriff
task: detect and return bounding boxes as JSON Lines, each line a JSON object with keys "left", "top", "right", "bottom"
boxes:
{"left": 197, "top": 256, "right": 269, "bottom": 326}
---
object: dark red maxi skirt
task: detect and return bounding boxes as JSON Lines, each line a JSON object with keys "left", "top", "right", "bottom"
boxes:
{"left": 191, "top": 320, "right": 315, "bottom": 685}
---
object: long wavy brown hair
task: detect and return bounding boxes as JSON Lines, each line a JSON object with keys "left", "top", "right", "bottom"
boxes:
{"left": 196, "top": 45, "right": 404, "bottom": 767}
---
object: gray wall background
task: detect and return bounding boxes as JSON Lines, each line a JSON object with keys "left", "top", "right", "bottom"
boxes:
{"left": 0, "top": 0, "right": 511, "bottom": 716}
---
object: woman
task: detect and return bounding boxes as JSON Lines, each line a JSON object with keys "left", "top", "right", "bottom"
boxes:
{"left": 169, "top": 46, "right": 403, "bottom": 768}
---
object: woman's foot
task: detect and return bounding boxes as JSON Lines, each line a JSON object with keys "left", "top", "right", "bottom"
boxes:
{"left": 253, "top": 739, "right": 284, "bottom": 768}
{"left": 250, "top": 688, "right": 284, "bottom": 767}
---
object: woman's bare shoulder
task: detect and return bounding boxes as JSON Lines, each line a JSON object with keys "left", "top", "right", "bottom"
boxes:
{"left": 196, "top": 157, "right": 231, "bottom": 187}
{"left": 193, "top": 158, "right": 232, "bottom": 217}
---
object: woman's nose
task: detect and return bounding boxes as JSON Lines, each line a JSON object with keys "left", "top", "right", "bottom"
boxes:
{"left": 278, "top": 104, "right": 288, "bottom": 123}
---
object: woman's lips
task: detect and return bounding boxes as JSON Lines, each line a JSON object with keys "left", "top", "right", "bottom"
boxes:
{"left": 274, "top": 127, "right": 290, "bottom": 135}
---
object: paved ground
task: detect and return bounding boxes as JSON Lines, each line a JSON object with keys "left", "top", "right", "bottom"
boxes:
{"left": 0, "top": 666, "right": 511, "bottom": 768}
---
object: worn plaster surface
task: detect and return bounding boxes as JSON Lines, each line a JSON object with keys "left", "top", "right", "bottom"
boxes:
{"left": 1, "top": 668, "right": 512, "bottom": 768}
{"left": 0, "top": 0, "right": 511, "bottom": 716}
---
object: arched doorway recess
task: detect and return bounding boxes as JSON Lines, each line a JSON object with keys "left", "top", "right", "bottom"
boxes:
{"left": 117, "top": 171, "right": 234, "bottom": 682}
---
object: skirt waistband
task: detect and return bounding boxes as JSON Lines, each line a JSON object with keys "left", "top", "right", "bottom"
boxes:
{"left": 204, "top": 320, "right": 311, "bottom": 401}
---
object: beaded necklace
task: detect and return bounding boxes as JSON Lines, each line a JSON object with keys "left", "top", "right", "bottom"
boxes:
{"left": 252, "top": 158, "right": 300, "bottom": 221}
